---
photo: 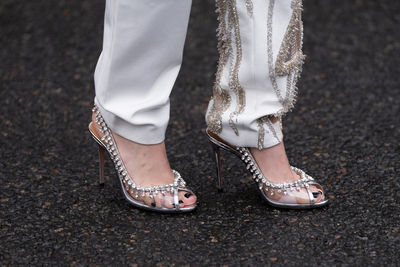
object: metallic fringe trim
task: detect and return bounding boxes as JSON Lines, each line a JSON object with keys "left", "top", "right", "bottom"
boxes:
{"left": 206, "top": 0, "right": 232, "bottom": 134}
{"left": 275, "top": 0, "right": 304, "bottom": 76}
{"left": 258, "top": 0, "right": 304, "bottom": 148}
{"left": 207, "top": 0, "right": 246, "bottom": 136}
{"left": 265, "top": 118, "right": 281, "bottom": 144}
{"left": 267, "top": 0, "right": 305, "bottom": 115}
{"left": 227, "top": 0, "right": 246, "bottom": 136}
{"left": 206, "top": 90, "right": 231, "bottom": 134}
{"left": 257, "top": 118, "right": 267, "bottom": 150}
{"left": 245, "top": 0, "right": 254, "bottom": 15}
{"left": 257, "top": 116, "right": 281, "bottom": 150}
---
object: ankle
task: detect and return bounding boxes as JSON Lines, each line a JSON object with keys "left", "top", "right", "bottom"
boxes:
{"left": 249, "top": 142, "right": 296, "bottom": 183}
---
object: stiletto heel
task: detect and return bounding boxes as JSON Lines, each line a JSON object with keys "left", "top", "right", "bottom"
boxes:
{"left": 89, "top": 105, "right": 197, "bottom": 213}
{"left": 210, "top": 142, "right": 223, "bottom": 192}
{"left": 98, "top": 144, "right": 105, "bottom": 185}
{"left": 206, "top": 129, "right": 328, "bottom": 209}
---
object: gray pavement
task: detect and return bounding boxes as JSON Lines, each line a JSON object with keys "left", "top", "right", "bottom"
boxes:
{"left": 0, "top": 0, "right": 399, "bottom": 265}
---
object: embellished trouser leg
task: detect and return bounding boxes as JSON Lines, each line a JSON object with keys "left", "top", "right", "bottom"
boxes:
{"left": 206, "top": 0, "right": 304, "bottom": 149}
{"left": 94, "top": 0, "right": 192, "bottom": 144}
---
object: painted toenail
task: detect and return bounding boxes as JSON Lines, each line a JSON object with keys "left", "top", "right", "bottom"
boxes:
{"left": 312, "top": 192, "right": 322, "bottom": 198}
{"left": 179, "top": 200, "right": 184, "bottom": 204}
{"left": 184, "top": 193, "right": 192, "bottom": 198}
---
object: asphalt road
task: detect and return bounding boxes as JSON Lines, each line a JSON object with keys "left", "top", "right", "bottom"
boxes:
{"left": 0, "top": 0, "right": 399, "bottom": 265}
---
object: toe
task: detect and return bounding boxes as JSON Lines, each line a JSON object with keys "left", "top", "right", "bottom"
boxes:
{"left": 312, "top": 191, "right": 323, "bottom": 203}
{"left": 161, "top": 194, "right": 176, "bottom": 209}
{"left": 154, "top": 194, "right": 163, "bottom": 208}
{"left": 142, "top": 195, "right": 154, "bottom": 207}
{"left": 310, "top": 185, "right": 324, "bottom": 203}
{"left": 178, "top": 190, "right": 197, "bottom": 208}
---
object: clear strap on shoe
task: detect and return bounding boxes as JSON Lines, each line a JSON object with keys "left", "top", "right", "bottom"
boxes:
{"left": 236, "top": 146, "right": 316, "bottom": 199}
{"left": 93, "top": 105, "right": 189, "bottom": 209}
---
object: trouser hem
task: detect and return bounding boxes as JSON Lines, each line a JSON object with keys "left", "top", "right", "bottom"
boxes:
{"left": 94, "top": 98, "right": 166, "bottom": 145}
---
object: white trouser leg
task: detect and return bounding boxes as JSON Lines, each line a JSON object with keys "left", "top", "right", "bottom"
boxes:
{"left": 206, "top": 0, "right": 304, "bottom": 149}
{"left": 94, "top": 0, "right": 192, "bottom": 144}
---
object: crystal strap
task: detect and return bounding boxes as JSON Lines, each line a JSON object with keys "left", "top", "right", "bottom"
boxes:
{"left": 235, "top": 146, "right": 314, "bottom": 196}
{"left": 92, "top": 105, "right": 187, "bottom": 199}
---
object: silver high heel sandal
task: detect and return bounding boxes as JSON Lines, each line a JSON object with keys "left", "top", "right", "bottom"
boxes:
{"left": 207, "top": 129, "right": 328, "bottom": 209}
{"left": 89, "top": 105, "right": 197, "bottom": 213}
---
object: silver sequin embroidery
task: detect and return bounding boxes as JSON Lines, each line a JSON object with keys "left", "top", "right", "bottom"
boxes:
{"left": 267, "top": 0, "right": 305, "bottom": 115}
{"left": 206, "top": 0, "right": 232, "bottom": 134}
{"left": 207, "top": 0, "right": 246, "bottom": 135}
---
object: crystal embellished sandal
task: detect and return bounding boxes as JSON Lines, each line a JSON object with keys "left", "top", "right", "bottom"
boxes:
{"left": 206, "top": 129, "right": 328, "bottom": 209}
{"left": 89, "top": 105, "right": 197, "bottom": 213}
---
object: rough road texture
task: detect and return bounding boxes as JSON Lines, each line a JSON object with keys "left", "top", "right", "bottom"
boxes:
{"left": 0, "top": 0, "right": 399, "bottom": 266}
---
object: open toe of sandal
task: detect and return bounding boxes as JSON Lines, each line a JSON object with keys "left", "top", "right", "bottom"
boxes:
{"left": 89, "top": 105, "right": 197, "bottom": 213}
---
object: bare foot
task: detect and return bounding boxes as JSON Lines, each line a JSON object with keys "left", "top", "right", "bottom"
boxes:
{"left": 92, "top": 112, "right": 197, "bottom": 209}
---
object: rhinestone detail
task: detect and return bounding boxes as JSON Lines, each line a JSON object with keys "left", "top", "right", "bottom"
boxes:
{"left": 92, "top": 105, "right": 188, "bottom": 201}
{"left": 235, "top": 145, "right": 314, "bottom": 195}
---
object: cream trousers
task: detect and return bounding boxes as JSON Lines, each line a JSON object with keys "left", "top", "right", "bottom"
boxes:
{"left": 94, "top": 0, "right": 304, "bottom": 149}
